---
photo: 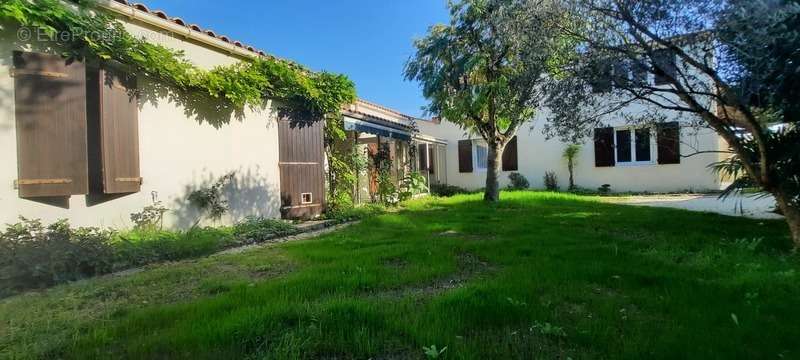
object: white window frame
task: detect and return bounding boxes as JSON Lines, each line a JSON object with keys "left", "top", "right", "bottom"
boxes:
{"left": 472, "top": 140, "right": 488, "bottom": 172}
{"left": 613, "top": 126, "right": 656, "bottom": 166}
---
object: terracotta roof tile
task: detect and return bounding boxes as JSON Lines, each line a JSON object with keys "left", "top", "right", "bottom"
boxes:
{"left": 171, "top": 17, "right": 186, "bottom": 26}
{"left": 106, "top": 0, "right": 426, "bottom": 122}
{"left": 132, "top": 3, "right": 149, "bottom": 12}
{"left": 152, "top": 10, "right": 168, "bottom": 20}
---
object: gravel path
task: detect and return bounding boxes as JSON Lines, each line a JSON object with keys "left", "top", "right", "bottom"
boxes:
{"left": 609, "top": 194, "right": 782, "bottom": 219}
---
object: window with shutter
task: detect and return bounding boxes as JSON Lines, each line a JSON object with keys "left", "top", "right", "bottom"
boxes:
{"left": 653, "top": 49, "right": 677, "bottom": 85}
{"left": 631, "top": 60, "right": 649, "bottom": 86}
{"left": 502, "top": 136, "right": 518, "bottom": 171}
{"left": 88, "top": 66, "right": 141, "bottom": 194}
{"left": 657, "top": 122, "right": 681, "bottom": 164}
{"left": 13, "top": 51, "right": 88, "bottom": 198}
{"left": 593, "top": 127, "right": 615, "bottom": 167}
{"left": 612, "top": 60, "right": 630, "bottom": 88}
{"left": 591, "top": 61, "right": 613, "bottom": 93}
{"left": 458, "top": 140, "right": 473, "bottom": 173}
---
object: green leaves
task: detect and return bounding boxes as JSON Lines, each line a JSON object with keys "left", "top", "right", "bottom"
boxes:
{"left": 0, "top": 0, "right": 356, "bottom": 123}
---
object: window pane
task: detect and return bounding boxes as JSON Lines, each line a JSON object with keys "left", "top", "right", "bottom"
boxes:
{"left": 613, "top": 60, "right": 630, "bottom": 87}
{"left": 475, "top": 143, "right": 488, "bottom": 169}
{"left": 590, "top": 59, "right": 613, "bottom": 93}
{"left": 653, "top": 49, "right": 676, "bottom": 85}
{"left": 635, "top": 128, "right": 651, "bottom": 161}
{"left": 616, "top": 130, "right": 632, "bottom": 162}
{"left": 632, "top": 60, "right": 648, "bottom": 85}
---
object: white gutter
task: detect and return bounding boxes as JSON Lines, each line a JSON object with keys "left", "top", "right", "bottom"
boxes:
{"left": 343, "top": 116, "right": 412, "bottom": 135}
{"left": 413, "top": 133, "right": 448, "bottom": 145}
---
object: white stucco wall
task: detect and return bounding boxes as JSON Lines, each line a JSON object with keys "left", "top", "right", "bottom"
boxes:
{"left": 415, "top": 39, "right": 728, "bottom": 193}
{"left": 0, "top": 19, "right": 282, "bottom": 229}
{"left": 416, "top": 112, "right": 727, "bottom": 193}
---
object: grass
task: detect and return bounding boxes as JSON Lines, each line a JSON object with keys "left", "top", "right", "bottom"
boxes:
{"left": 1, "top": 191, "right": 797, "bottom": 359}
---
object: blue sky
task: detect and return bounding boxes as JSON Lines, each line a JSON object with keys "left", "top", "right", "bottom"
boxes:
{"left": 141, "top": 0, "right": 450, "bottom": 117}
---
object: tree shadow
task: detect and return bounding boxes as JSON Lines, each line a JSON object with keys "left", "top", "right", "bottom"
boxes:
{"left": 170, "top": 167, "right": 280, "bottom": 229}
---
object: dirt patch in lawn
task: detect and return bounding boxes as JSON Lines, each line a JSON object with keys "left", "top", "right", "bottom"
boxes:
{"left": 383, "top": 257, "right": 410, "bottom": 269}
{"left": 369, "top": 252, "right": 495, "bottom": 300}
{"left": 436, "top": 229, "right": 497, "bottom": 241}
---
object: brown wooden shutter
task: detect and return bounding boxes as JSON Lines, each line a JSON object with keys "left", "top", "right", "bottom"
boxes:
{"left": 418, "top": 143, "right": 428, "bottom": 170}
{"left": 101, "top": 67, "right": 140, "bottom": 193}
{"left": 657, "top": 122, "right": 681, "bottom": 164}
{"left": 13, "top": 51, "right": 88, "bottom": 197}
{"left": 458, "top": 140, "right": 473, "bottom": 173}
{"left": 594, "top": 127, "right": 615, "bottom": 167}
{"left": 502, "top": 136, "right": 518, "bottom": 171}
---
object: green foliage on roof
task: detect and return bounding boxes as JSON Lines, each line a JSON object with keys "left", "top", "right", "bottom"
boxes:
{"left": 0, "top": 0, "right": 356, "bottom": 123}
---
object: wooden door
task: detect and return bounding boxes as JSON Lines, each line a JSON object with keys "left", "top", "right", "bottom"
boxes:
{"left": 278, "top": 119, "right": 325, "bottom": 219}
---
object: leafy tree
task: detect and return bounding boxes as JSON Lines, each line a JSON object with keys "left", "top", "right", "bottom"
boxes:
{"left": 562, "top": 144, "right": 581, "bottom": 190}
{"left": 405, "top": 0, "right": 570, "bottom": 201}
{"left": 542, "top": 0, "right": 800, "bottom": 246}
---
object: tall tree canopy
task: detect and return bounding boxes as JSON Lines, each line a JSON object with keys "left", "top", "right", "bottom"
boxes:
{"left": 405, "top": 0, "right": 569, "bottom": 201}
{"left": 542, "top": 0, "right": 800, "bottom": 246}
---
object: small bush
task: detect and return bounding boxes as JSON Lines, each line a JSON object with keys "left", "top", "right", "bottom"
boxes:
{"left": 598, "top": 184, "right": 612, "bottom": 194}
{"left": 398, "top": 171, "right": 429, "bottom": 202}
{"left": 113, "top": 227, "right": 235, "bottom": 267}
{"left": 233, "top": 216, "right": 298, "bottom": 243}
{"left": 130, "top": 201, "right": 168, "bottom": 230}
{"left": 569, "top": 187, "right": 599, "bottom": 195}
{"left": 507, "top": 172, "right": 530, "bottom": 190}
{"left": 326, "top": 204, "right": 385, "bottom": 223}
{"left": 0, "top": 218, "right": 114, "bottom": 296}
{"left": 1, "top": 214, "right": 309, "bottom": 297}
{"left": 544, "top": 171, "right": 559, "bottom": 191}
{"left": 430, "top": 183, "right": 469, "bottom": 197}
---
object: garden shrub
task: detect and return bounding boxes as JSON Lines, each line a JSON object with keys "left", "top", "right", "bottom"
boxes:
{"left": 598, "top": 184, "right": 612, "bottom": 194}
{"left": 398, "top": 171, "right": 429, "bottom": 202}
{"left": 326, "top": 204, "right": 385, "bottom": 223}
{"left": 113, "top": 227, "right": 236, "bottom": 267}
{"left": 544, "top": 171, "right": 559, "bottom": 191}
{"left": 0, "top": 218, "right": 114, "bottom": 296}
{"left": 232, "top": 216, "right": 298, "bottom": 243}
{"left": 1, "top": 214, "right": 308, "bottom": 297}
{"left": 130, "top": 201, "right": 168, "bottom": 230}
{"left": 507, "top": 172, "right": 530, "bottom": 190}
{"left": 430, "top": 183, "right": 469, "bottom": 197}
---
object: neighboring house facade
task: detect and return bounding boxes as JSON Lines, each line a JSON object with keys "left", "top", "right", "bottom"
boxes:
{"left": 417, "top": 116, "right": 728, "bottom": 193}
{"left": 0, "top": 0, "right": 430, "bottom": 228}
{"left": 416, "top": 44, "right": 731, "bottom": 193}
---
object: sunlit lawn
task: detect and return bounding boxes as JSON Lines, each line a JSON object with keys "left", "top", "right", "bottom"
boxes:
{"left": 1, "top": 191, "right": 797, "bottom": 359}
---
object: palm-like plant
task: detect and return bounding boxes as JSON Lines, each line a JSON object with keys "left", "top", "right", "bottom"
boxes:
{"left": 562, "top": 144, "right": 581, "bottom": 191}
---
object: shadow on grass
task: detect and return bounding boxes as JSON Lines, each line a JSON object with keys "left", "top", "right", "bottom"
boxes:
{"left": 3, "top": 191, "right": 797, "bottom": 359}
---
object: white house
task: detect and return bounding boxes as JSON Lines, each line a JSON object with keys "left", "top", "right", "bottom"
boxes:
{"left": 0, "top": 0, "right": 729, "bottom": 232}
{"left": 0, "top": 0, "right": 430, "bottom": 228}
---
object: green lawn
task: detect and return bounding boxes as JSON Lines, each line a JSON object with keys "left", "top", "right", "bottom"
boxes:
{"left": 1, "top": 192, "right": 797, "bottom": 359}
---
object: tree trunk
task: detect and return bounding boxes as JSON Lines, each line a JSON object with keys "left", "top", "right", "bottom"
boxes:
{"left": 484, "top": 143, "right": 502, "bottom": 202}
{"left": 773, "top": 189, "right": 800, "bottom": 248}
{"left": 568, "top": 160, "right": 575, "bottom": 190}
